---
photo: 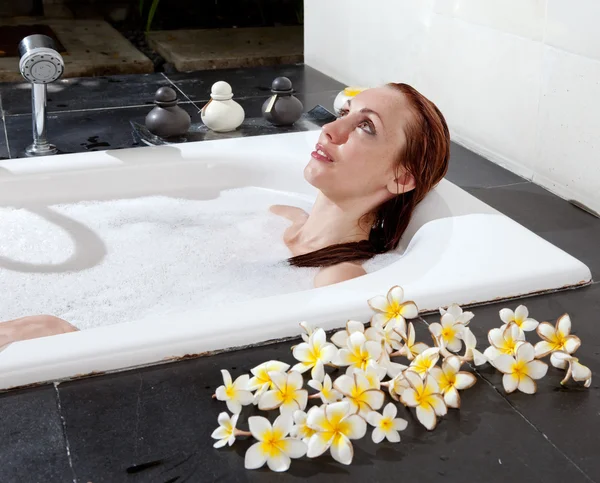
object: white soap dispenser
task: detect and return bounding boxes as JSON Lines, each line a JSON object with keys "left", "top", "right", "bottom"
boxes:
{"left": 201, "top": 81, "right": 245, "bottom": 132}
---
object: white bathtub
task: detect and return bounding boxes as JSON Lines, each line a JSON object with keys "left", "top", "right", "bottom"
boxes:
{"left": 0, "top": 131, "right": 592, "bottom": 390}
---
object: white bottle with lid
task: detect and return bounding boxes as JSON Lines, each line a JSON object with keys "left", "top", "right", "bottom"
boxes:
{"left": 201, "top": 81, "right": 245, "bottom": 132}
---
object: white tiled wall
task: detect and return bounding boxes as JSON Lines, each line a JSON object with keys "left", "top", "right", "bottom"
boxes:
{"left": 304, "top": 0, "right": 600, "bottom": 215}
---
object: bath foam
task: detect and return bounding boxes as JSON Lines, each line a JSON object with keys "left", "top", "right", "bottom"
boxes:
{"left": 0, "top": 187, "right": 399, "bottom": 330}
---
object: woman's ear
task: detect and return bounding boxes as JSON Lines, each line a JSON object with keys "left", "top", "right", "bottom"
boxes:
{"left": 386, "top": 171, "right": 416, "bottom": 195}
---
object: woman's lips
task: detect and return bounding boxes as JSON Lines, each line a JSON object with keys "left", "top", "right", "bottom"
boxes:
{"left": 311, "top": 144, "right": 334, "bottom": 163}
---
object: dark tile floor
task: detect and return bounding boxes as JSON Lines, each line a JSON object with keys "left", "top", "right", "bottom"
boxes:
{"left": 0, "top": 64, "right": 598, "bottom": 483}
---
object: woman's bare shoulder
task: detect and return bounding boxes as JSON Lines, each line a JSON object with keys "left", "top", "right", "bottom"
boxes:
{"left": 269, "top": 204, "right": 309, "bottom": 223}
{"left": 314, "top": 262, "right": 366, "bottom": 288}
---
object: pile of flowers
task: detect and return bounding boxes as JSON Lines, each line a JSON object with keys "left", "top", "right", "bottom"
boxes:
{"left": 210, "top": 286, "right": 592, "bottom": 472}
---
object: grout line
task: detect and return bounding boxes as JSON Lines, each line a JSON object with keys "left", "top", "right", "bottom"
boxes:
{"left": 0, "top": 91, "right": 12, "bottom": 159}
{"left": 473, "top": 367, "right": 596, "bottom": 483}
{"left": 481, "top": 180, "right": 531, "bottom": 190}
{"left": 417, "top": 314, "right": 595, "bottom": 482}
{"left": 54, "top": 382, "right": 78, "bottom": 483}
{"left": 161, "top": 72, "right": 202, "bottom": 111}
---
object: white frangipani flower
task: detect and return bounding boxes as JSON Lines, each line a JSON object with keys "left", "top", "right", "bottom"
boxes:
{"left": 299, "top": 321, "right": 316, "bottom": 343}
{"left": 458, "top": 326, "right": 487, "bottom": 366}
{"left": 333, "top": 331, "right": 382, "bottom": 374}
{"left": 551, "top": 351, "right": 592, "bottom": 387}
{"left": 493, "top": 342, "right": 548, "bottom": 394}
{"left": 248, "top": 360, "right": 291, "bottom": 401}
{"left": 484, "top": 323, "right": 526, "bottom": 364}
{"left": 397, "top": 322, "right": 429, "bottom": 361}
{"left": 439, "top": 303, "right": 474, "bottom": 326}
{"left": 534, "top": 314, "right": 581, "bottom": 358}
{"left": 367, "top": 403, "right": 408, "bottom": 443}
{"left": 215, "top": 370, "right": 253, "bottom": 414}
{"left": 378, "top": 350, "right": 408, "bottom": 379}
{"left": 368, "top": 285, "right": 419, "bottom": 328}
{"left": 330, "top": 320, "right": 366, "bottom": 348}
{"left": 290, "top": 410, "right": 317, "bottom": 443}
{"left": 258, "top": 371, "right": 308, "bottom": 416}
{"left": 365, "top": 318, "right": 405, "bottom": 353}
{"left": 244, "top": 414, "right": 307, "bottom": 472}
{"left": 211, "top": 412, "right": 239, "bottom": 448}
{"left": 291, "top": 328, "right": 337, "bottom": 382}
{"left": 400, "top": 370, "right": 447, "bottom": 430}
{"left": 429, "top": 356, "right": 476, "bottom": 408}
{"left": 388, "top": 372, "right": 411, "bottom": 401}
{"left": 499, "top": 305, "right": 538, "bottom": 332}
{"left": 306, "top": 401, "right": 367, "bottom": 465}
{"left": 409, "top": 347, "right": 441, "bottom": 376}
{"left": 333, "top": 370, "right": 385, "bottom": 417}
{"left": 429, "top": 314, "right": 465, "bottom": 353}
{"left": 307, "top": 374, "right": 342, "bottom": 404}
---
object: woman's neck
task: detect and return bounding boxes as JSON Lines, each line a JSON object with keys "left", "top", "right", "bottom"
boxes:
{"left": 292, "top": 192, "right": 374, "bottom": 250}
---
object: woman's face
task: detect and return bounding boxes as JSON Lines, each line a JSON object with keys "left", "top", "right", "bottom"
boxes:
{"left": 304, "top": 86, "right": 415, "bottom": 204}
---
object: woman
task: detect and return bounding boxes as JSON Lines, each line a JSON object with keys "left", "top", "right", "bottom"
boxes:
{"left": 0, "top": 82, "right": 449, "bottom": 345}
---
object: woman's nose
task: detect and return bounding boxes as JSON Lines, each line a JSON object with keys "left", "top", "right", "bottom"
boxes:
{"left": 322, "top": 118, "right": 350, "bottom": 145}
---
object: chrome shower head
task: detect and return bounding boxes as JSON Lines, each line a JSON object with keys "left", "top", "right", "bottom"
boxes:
{"left": 18, "top": 34, "right": 64, "bottom": 84}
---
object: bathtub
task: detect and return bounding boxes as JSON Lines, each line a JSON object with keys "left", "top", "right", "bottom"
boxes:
{"left": 0, "top": 130, "right": 592, "bottom": 390}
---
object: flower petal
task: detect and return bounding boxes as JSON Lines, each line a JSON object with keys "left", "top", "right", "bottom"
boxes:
{"left": 226, "top": 400, "right": 242, "bottom": 415}
{"left": 368, "top": 295, "right": 389, "bottom": 312}
{"left": 217, "top": 412, "right": 231, "bottom": 427}
{"left": 557, "top": 314, "right": 572, "bottom": 336}
{"left": 517, "top": 375, "right": 537, "bottom": 394}
{"left": 266, "top": 449, "right": 291, "bottom": 472}
{"left": 382, "top": 402, "right": 397, "bottom": 419}
{"left": 483, "top": 346, "right": 504, "bottom": 364}
{"left": 213, "top": 438, "right": 228, "bottom": 449}
{"left": 330, "top": 434, "right": 354, "bottom": 465}
{"left": 572, "top": 361, "right": 592, "bottom": 383}
{"left": 371, "top": 313, "right": 390, "bottom": 327}
{"left": 215, "top": 386, "right": 227, "bottom": 401}
{"left": 416, "top": 404, "right": 437, "bottom": 430}
{"left": 400, "top": 388, "right": 418, "bottom": 407}
{"left": 306, "top": 432, "right": 333, "bottom": 458}
{"left": 536, "top": 322, "right": 557, "bottom": 342}
{"left": 321, "top": 344, "right": 338, "bottom": 364}
{"left": 499, "top": 308, "right": 514, "bottom": 324}
{"left": 514, "top": 305, "right": 529, "bottom": 322}
{"left": 311, "top": 361, "right": 325, "bottom": 383}
{"left": 403, "top": 370, "right": 424, "bottom": 390}
{"left": 248, "top": 416, "right": 272, "bottom": 441}
{"left": 520, "top": 319, "right": 539, "bottom": 331}
{"left": 344, "top": 414, "right": 367, "bottom": 439}
{"left": 551, "top": 351, "right": 570, "bottom": 369}
{"left": 244, "top": 442, "right": 268, "bottom": 469}
{"left": 366, "top": 411, "right": 382, "bottom": 427}
{"left": 446, "top": 337, "right": 462, "bottom": 353}
{"left": 221, "top": 369, "right": 232, "bottom": 387}
{"left": 331, "top": 331, "right": 349, "bottom": 348}
{"left": 502, "top": 373, "right": 519, "bottom": 393}
{"left": 516, "top": 342, "right": 535, "bottom": 363}
{"left": 534, "top": 341, "right": 555, "bottom": 359}
{"left": 292, "top": 343, "right": 313, "bottom": 364}
{"left": 429, "top": 394, "right": 447, "bottom": 416}
{"left": 564, "top": 336, "right": 581, "bottom": 355}
{"left": 284, "top": 438, "right": 308, "bottom": 459}
{"left": 372, "top": 427, "right": 385, "bottom": 444}
{"left": 444, "top": 387, "right": 460, "bottom": 408}
{"left": 333, "top": 349, "right": 352, "bottom": 367}
{"left": 400, "top": 302, "right": 419, "bottom": 319}
{"left": 446, "top": 304, "right": 462, "bottom": 319}
{"left": 386, "top": 429, "right": 401, "bottom": 443}
{"left": 388, "top": 286, "right": 405, "bottom": 304}
{"left": 526, "top": 360, "right": 548, "bottom": 380}
{"left": 361, "top": 389, "right": 385, "bottom": 411}
{"left": 306, "top": 405, "right": 328, "bottom": 431}
{"left": 488, "top": 328, "right": 505, "bottom": 348}
{"left": 429, "top": 323, "right": 443, "bottom": 338}
{"left": 258, "top": 390, "right": 282, "bottom": 411}
{"left": 493, "top": 354, "right": 516, "bottom": 374}
{"left": 333, "top": 374, "right": 354, "bottom": 396}
{"left": 273, "top": 414, "right": 294, "bottom": 438}
{"left": 393, "top": 418, "right": 408, "bottom": 431}
{"left": 237, "top": 390, "right": 255, "bottom": 407}
{"left": 454, "top": 372, "right": 477, "bottom": 390}
{"left": 211, "top": 426, "right": 230, "bottom": 440}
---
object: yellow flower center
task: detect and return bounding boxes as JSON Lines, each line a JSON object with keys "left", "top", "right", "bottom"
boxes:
{"left": 441, "top": 326, "right": 456, "bottom": 342}
{"left": 512, "top": 360, "right": 528, "bottom": 377}
{"left": 413, "top": 358, "right": 434, "bottom": 374}
{"left": 278, "top": 384, "right": 296, "bottom": 404}
{"left": 502, "top": 338, "right": 516, "bottom": 355}
{"left": 550, "top": 332, "right": 566, "bottom": 350}
{"left": 300, "top": 423, "right": 316, "bottom": 439}
{"left": 225, "top": 386, "right": 235, "bottom": 398}
{"left": 414, "top": 385, "right": 436, "bottom": 407}
{"left": 260, "top": 429, "right": 286, "bottom": 457}
{"left": 349, "top": 348, "right": 370, "bottom": 370}
{"left": 386, "top": 301, "right": 403, "bottom": 319}
{"left": 438, "top": 372, "right": 456, "bottom": 393}
{"left": 380, "top": 418, "right": 393, "bottom": 431}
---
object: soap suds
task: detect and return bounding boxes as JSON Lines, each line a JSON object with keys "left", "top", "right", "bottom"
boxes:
{"left": 0, "top": 187, "right": 400, "bottom": 330}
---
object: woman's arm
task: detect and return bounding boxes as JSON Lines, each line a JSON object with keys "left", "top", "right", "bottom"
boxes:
{"left": 314, "top": 262, "right": 366, "bottom": 288}
{"left": 0, "top": 315, "right": 78, "bottom": 348}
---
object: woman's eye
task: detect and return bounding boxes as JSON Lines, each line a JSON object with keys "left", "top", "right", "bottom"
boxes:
{"left": 338, "top": 109, "right": 348, "bottom": 118}
{"left": 359, "top": 120, "right": 375, "bottom": 134}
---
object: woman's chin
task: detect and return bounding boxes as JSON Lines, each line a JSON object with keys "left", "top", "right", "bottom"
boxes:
{"left": 303, "top": 159, "right": 332, "bottom": 188}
